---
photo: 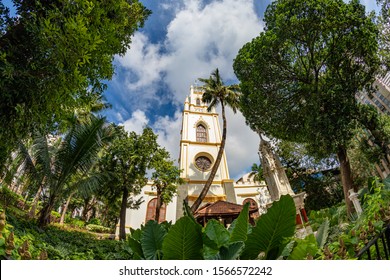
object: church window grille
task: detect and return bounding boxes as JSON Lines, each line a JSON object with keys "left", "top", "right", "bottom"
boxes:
{"left": 196, "top": 124, "right": 207, "bottom": 142}
{"left": 196, "top": 98, "right": 201, "bottom": 106}
{"left": 195, "top": 156, "right": 212, "bottom": 171}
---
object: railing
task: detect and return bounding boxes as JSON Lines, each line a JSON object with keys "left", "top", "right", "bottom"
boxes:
{"left": 356, "top": 224, "right": 390, "bottom": 260}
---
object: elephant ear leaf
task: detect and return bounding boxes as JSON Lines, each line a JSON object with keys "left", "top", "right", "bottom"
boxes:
{"left": 141, "top": 220, "right": 167, "bottom": 260}
{"left": 128, "top": 237, "right": 144, "bottom": 259}
{"left": 218, "top": 241, "right": 245, "bottom": 260}
{"left": 162, "top": 216, "right": 203, "bottom": 260}
{"left": 241, "top": 195, "right": 296, "bottom": 260}
{"left": 315, "top": 218, "right": 329, "bottom": 249}
{"left": 203, "top": 219, "right": 230, "bottom": 249}
{"left": 229, "top": 202, "right": 250, "bottom": 242}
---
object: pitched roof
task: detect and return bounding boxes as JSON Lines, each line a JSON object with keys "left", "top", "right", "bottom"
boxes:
{"left": 194, "top": 200, "right": 258, "bottom": 218}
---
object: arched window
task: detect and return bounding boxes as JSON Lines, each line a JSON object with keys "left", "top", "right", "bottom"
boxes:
{"left": 145, "top": 198, "right": 166, "bottom": 223}
{"left": 196, "top": 98, "right": 201, "bottom": 106}
{"left": 243, "top": 198, "right": 258, "bottom": 209}
{"left": 196, "top": 124, "right": 207, "bottom": 142}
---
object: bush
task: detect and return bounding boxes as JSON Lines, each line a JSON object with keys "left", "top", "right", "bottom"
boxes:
{"left": 86, "top": 224, "right": 112, "bottom": 234}
{"left": 88, "top": 218, "right": 101, "bottom": 226}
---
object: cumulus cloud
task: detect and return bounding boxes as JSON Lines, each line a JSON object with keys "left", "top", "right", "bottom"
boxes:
{"left": 120, "top": 109, "right": 150, "bottom": 134}
{"left": 111, "top": 0, "right": 264, "bottom": 179}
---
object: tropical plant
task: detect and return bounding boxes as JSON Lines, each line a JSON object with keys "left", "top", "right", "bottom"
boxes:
{"left": 16, "top": 116, "right": 113, "bottom": 227}
{"left": 190, "top": 68, "right": 240, "bottom": 212}
{"left": 127, "top": 195, "right": 303, "bottom": 260}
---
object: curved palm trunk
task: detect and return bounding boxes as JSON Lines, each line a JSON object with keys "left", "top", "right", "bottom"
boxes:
{"left": 59, "top": 191, "right": 75, "bottom": 225}
{"left": 337, "top": 145, "right": 354, "bottom": 217}
{"left": 38, "top": 195, "right": 56, "bottom": 227}
{"left": 191, "top": 104, "right": 227, "bottom": 213}
{"left": 119, "top": 186, "right": 129, "bottom": 240}
{"left": 28, "top": 185, "right": 43, "bottom": 219}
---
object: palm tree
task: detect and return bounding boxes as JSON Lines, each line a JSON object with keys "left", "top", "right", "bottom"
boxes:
{"left": 190, "top": 68, "right": 240, "bottom": 213}
{"left": 38, "top": 116, "right": 112, "bottom": 227}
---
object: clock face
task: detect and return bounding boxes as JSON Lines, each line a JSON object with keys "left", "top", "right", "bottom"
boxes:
{"left": 195, "top": 156, "right": 212, "bottom": 171}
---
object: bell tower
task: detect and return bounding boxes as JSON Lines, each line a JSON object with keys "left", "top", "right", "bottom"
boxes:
{"left": 175, "top": 86, "right": 236, "bottom": 218}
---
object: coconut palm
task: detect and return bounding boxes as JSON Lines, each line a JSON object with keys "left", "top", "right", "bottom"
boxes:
{"left": 13, "top": 116, "right": 111, "bottom": 227}
{"left": 190, "top": 68, "right": 240, "bottom": 213}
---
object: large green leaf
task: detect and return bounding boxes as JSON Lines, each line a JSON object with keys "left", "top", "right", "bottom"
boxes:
{"left": 241, "top": 195, "right": 296, "bottom": 260}
{"left": 128, "top": 237, "right": 144, "bottom": 259}
{"left": 229, "top": 203, "right": 249, "bottom": 242}
{"left": 315, "top": 218, "right": 329, "bottom": 249}
{"left": 203, "top": 219, "right": 230, "bottom": 249}
{"left": 218, "top": 242, "right": 245, "bottom": 260}
{"left": 288, "top": 234, "right": 318, "bottom": 260}
{"left": 141, "top": 220, "right": 167, "bottom": 260}
{"left": 162, "top": 216, "right": 203, "bottom": 260}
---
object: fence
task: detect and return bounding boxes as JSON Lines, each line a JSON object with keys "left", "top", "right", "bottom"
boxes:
{"left": 356, "top": 224, "right": 390, "bottom": 260}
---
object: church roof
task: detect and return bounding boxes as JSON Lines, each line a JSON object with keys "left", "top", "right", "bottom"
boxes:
{"left": 194, "top": 200, "right": 258, "bottom": 218}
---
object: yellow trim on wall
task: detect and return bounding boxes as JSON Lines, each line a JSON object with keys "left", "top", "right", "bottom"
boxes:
{"left": 187, "top": 194, "right": 226, "bottom": 202}
{"left": 144, "top": 191, "right": 157, "bottom": 196}
{"left": 237, "top": 193, "right": 259, "bottom": 197}
{"left": 183, "top": 109, "right": 218, "bottom": 116}
{"left": 180, "top": 140, "right": 221, "bottom": 146}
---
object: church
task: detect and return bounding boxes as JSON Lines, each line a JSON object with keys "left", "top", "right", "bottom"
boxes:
{"left": 118, "top": 85, "right": 306, "bottom": 232}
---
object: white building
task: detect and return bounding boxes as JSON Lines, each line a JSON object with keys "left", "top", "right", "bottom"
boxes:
{"left": 118, "top": 86, "right": 271, "bottom": 232}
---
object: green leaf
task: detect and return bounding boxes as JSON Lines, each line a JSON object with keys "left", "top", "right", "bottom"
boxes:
{"left": 241, "top": 195, "right": 296, "bottom": 260}
{"left": 203, "top": 219, "right": 230, "bottom": 249}
{"left": 288, "top": 234, "right": 318, "bottom": 260}
{"left": 218, "top": 242, "right": 245, "bottom": 260}
{"left": 127, "top": 237, "right": 144, "bottom": 259}
{"left": 229, "top": 203, "right": 249, "bottom": 242}
{"left": 162, "top": 216, "right": 203, "bottom": 260}
{"left": 0, "top": 237, "right": 5, "bottom": 247}
{"left": 203, "top": 245, "right": 220, "bottom": 260}
{"left": 182, "top": 200, "right": 197, "bottom": 224}
{"left": 130, "top": 228, "right": 142, "bottom": 241}
{"left": 141, "top": 220, "right": 167, "bottom": 260}
{"left": 315, "top": 218, "right": 329, "bottom": 249}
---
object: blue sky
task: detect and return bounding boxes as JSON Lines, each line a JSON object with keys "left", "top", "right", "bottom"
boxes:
{"left": 2, "top": 0, "right": 380, "bottom": 180}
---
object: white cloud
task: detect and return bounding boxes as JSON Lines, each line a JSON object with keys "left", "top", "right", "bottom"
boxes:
{"left": 111, "top": 0, "right": 263, "bottom": 179}
{"left": 120, "top": 109, "right": 149, "bottom": 134}
{"left": 153, "top": 110, "right": 183, "bottom": 163}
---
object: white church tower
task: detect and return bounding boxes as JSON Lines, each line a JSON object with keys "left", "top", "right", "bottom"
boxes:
{"left": 175, "top": 85, "right": 236, "bottom": 218}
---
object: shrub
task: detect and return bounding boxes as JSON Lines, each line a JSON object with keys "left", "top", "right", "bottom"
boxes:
{"left": 86, "top": 224, "right": 112, "bottom": 234}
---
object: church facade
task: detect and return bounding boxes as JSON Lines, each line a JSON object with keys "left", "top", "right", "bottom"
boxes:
{"left": 118, "top": 86, "right": 272, "bottom": 232}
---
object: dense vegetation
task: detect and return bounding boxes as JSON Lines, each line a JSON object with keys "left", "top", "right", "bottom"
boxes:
{"left": 2, "top": 177, "right": 389, "bottom": 260}
{"left": 1, "top": 0, "right": 390, "bottom": 261}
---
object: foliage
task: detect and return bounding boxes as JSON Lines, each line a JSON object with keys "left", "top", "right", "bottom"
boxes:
{"left": 0, "top": 209, "right": 130, "bottom": 260}
{"left": 273, "top": 140, "right": 343, "bottom": 211}
{"left": 86, "top": 224, "right": 112, "bottom": 234}
{"left": 126, "top": 196, "right": 300, "bottom": 260}
{"left": 234, "top": 0, "right": 380, "bottom": 215}
{"left": 98, "top": 125, "right": 161, "bottom": 240}
{"left": 191, "top": 68, "right": 241, "bottom": 212}
{"left": 0, "top": 0, "right": 150, "bottom": 170}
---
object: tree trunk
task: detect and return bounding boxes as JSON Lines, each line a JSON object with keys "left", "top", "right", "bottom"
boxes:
{"left": 38, "top": 195, "right": 56, "bottom": 227}
{"left": 59, "top": 191, "right": 75, "bottom": 225}
{"left": 191, "top": 103, "right": 227, "bottom": 213}
{"left": 119, "top": 187, "right": 129, "bottom": 240}
{"left": 337, "top": 145, "right": 355, "bottom": 217}
{"left": 28, "top": 185, "right": 43, "bottom": 219}
{"left": 155, "top": 188, "right": 162, "bottom": 222}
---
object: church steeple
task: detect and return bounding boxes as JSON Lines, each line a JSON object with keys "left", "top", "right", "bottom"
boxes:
{"left": 176, "top": 85, "right": 236, "bottom": 219}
